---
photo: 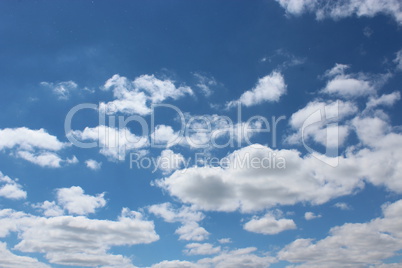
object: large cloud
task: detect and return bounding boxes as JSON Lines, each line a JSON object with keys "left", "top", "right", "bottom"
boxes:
{"left": 155, "top": 144, "right": 363, "bottom": 212}
{"left": 278, "top": 199, "right": 402, "bottom": 267}
{"left": 0, "top": 207, "right": 159, "bottom": 267}
{"left": 0, "top": 242, "right": 50, "bottom": 268}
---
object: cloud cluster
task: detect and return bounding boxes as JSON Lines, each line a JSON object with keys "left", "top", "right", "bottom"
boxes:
{"left": 0, "top": 172, "right": 27, "bottom": 200}
{"left": 100, "top": 74, "right": 193, "bottom": 115}
{"left": 34, "top": 186, "right": 106, "bottom": 216}
{"left": 0, "top": 206, "right": 158, "bottom": 267}
{"left": 276, "top": 0, "right": 402, "bottom": 25}
{"left": 148, "top": 202, "right": 210, "bottom": 241}
{"left": 155, "top": 144, "right": 363, "bottom": 212}
{"left": 0, "top": 127, "right": 76, "bottom": 168}
{"left": 279, "top": 199, "right": 402, "bottom": 267}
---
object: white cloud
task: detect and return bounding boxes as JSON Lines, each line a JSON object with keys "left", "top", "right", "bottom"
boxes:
{"left": 176, "top": 222, "right": 210, "bottom": 241}
{"left": 351, "top": 116, "right": 391, "bottom": 147}
{"left": 85, "top": 159, "right": 102, "bottom": 170}
{"left": 151, "top": 247, "right": 275, "bottom": 268}
{"left": 0, "top": 172, "right": 27, "bottom": 200}
{"left": 16, "top": 151, "right": 64, "bottom": 168}
{"left": 366, "top": 91, "right": 401, "bottom": 109}
{"left": 244, "top": 213, "right": 296, "bottom": 235}
{"left": 193, "top": 73, "right": 217, "bottom": 97}
{"left": 0, "top": 127, "right": 64, "bottom": 152}
{"left": 276, "top": 0, "right": 317, "bottom": 15}
{"left": 218, "top": 238, "right": 232, "bottom": 244}
{"left": 33, "top": 201, "right": 64, "bottom": 217}
{"left": 286, "top": 100, "right": 357, "bottom": 147}
{"left": 148, "top": 202, "right": 205, "bottom": 223}
{"left": 0, "top": 208, "right": 158, "bottom": 267}
{"left": 100, "top": 74, "right": 193, "bottom": 115}
{"left": 151, "top": 124, "right": 181, "bottom": 148}
{"left": 151, "top": 260, "right": 203, "bottom": 268}
{"left": 0, "top": 127, "right": 75, "bottom": 168}
{"left": 149, "top": 202, "right": 210, "bottom": 241}
{"left": 198, "top": 247, "right": 275, "bottom": 268}
{"left": 184, "top": 243, "right": 221, "bottom": 256}
{"left": 334, "top": 202, "right": 352, "bottom": 210}
{"left": 69, "top": 125, "right": 148, "bottom": 161}
{"left": 56, "top": 186, "right": 106, "bottom": 215}
{"left": 0, "top": 242, "right": 50, "bottom": 268}
{"left": 304, "top": 212, "right": 322, "bottom": 220}
{"left": 276, "top": 0, "right": 402, "bottom": 25}
{"left": 228, "top": 71, "right": 286, "bottom": 107}
{"left": 156, "top": 149, "right": 185, "bottom": 174}
{"left": 394, "top": 49, "right": 402, "bottom": 70}
{"left": 40, "top": 81, "right": 78, "bottom": 100}
{"left": 155, "top": 144, "right": 363, "bottom": 212}
{"left": 278, "top": 199, "right": 402, "bottom": 267}
{"left": 320, "top": 64, "right": 390, "bottom": 98}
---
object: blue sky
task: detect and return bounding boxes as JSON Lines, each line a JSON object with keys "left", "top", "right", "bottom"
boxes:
{"left": 1, "top": 0, "right": 402, "bottom": 267}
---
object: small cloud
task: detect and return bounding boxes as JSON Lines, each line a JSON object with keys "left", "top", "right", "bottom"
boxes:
{"left": 334, "top": 202, "right": 352, "bottom": 210}
{"left": 193, "top": 73, "right": 218, "bottom": 97}
{"left": 85, "top": 159, "right": 102, "bottom": 170}
{"left": 363, "top": 26, "right": 373, "bottom": 37}
{"left": 218, "top": 238, "right": 232, "bottom": 244}
{"left": 183, "top": 243, "right": 221, "bottom": 256}
{"left": 304, "top": 212, "right": 322, "bottom": 220}
{"left": 244, "top": 212, "right": 296, "bottom": 235}
{"left": 227, "top": 71, "right": 287, "bottom": 108}
{"left": 0, "top": 172, "right": 27, "bottom": 200}
{"left": 40, "top": 81, "right": 78, "bottom": 100}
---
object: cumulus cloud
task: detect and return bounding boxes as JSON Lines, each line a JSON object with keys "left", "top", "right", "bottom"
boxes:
{"left": 156, "top": 149, "right": 185, "bottom": 174}
{"left": 155, "top": 109, "right": 402, "bottom": 213}
{"left": 228, "top": 71, "right": 286, "bottom": 107}
{"left": 276, "top": 0, "right": 402, "bottom": 25}
{"left": 278, "top": 199, "right": 402, "bottom": 267}
{"left": 149, "top": 203, "right": 209, "bottom": 241}
{"left": 56, "top": 186, "right": 106, "bottom": 215}
{"left": 155, "top": 144, "right": 363, "bottom": 212}
{"left": 321, "top": 64, "right": 390, "bottom": 98}
{"left": 366, "top": 91, "right": 401, "bottom": 110}
{"left": 0, "top": 127, "right": 75, "bottom": 168}
{"left": 0, "top": 127, "right": 64, "bottom": 152}
{"left": 286, "top": 100, "right": 357, "bottom": 147}
{"left": 0, "top": 242, "right": 50, "bottom": 268}
{"left": 151, "top": 247, "right": 275, "bottom": 268}
{"left": 0, "top": 172, "right": 27, "bottom": 200}
{"left": 32, "top": 201, "right": 64, "bottom": 217}
{"left": 244, "top": 212, "right": 296, "bottom": 235}
{"left": 85, "top": 159, "right": 102, "bottom": 170}
{"left": 183, "top": 243, "right": 221, "bottom": 256}
{"left": 100, "top": 74, "right": 193, "bottom": 115}
{"left": 69, "top": 125, "right": 148, "bottom": 161}
{"left": 304, "top": 212, "right": 322, "bottom": 220}
{"left": 0, "top": 207, "right": 158, "bottom": 268}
